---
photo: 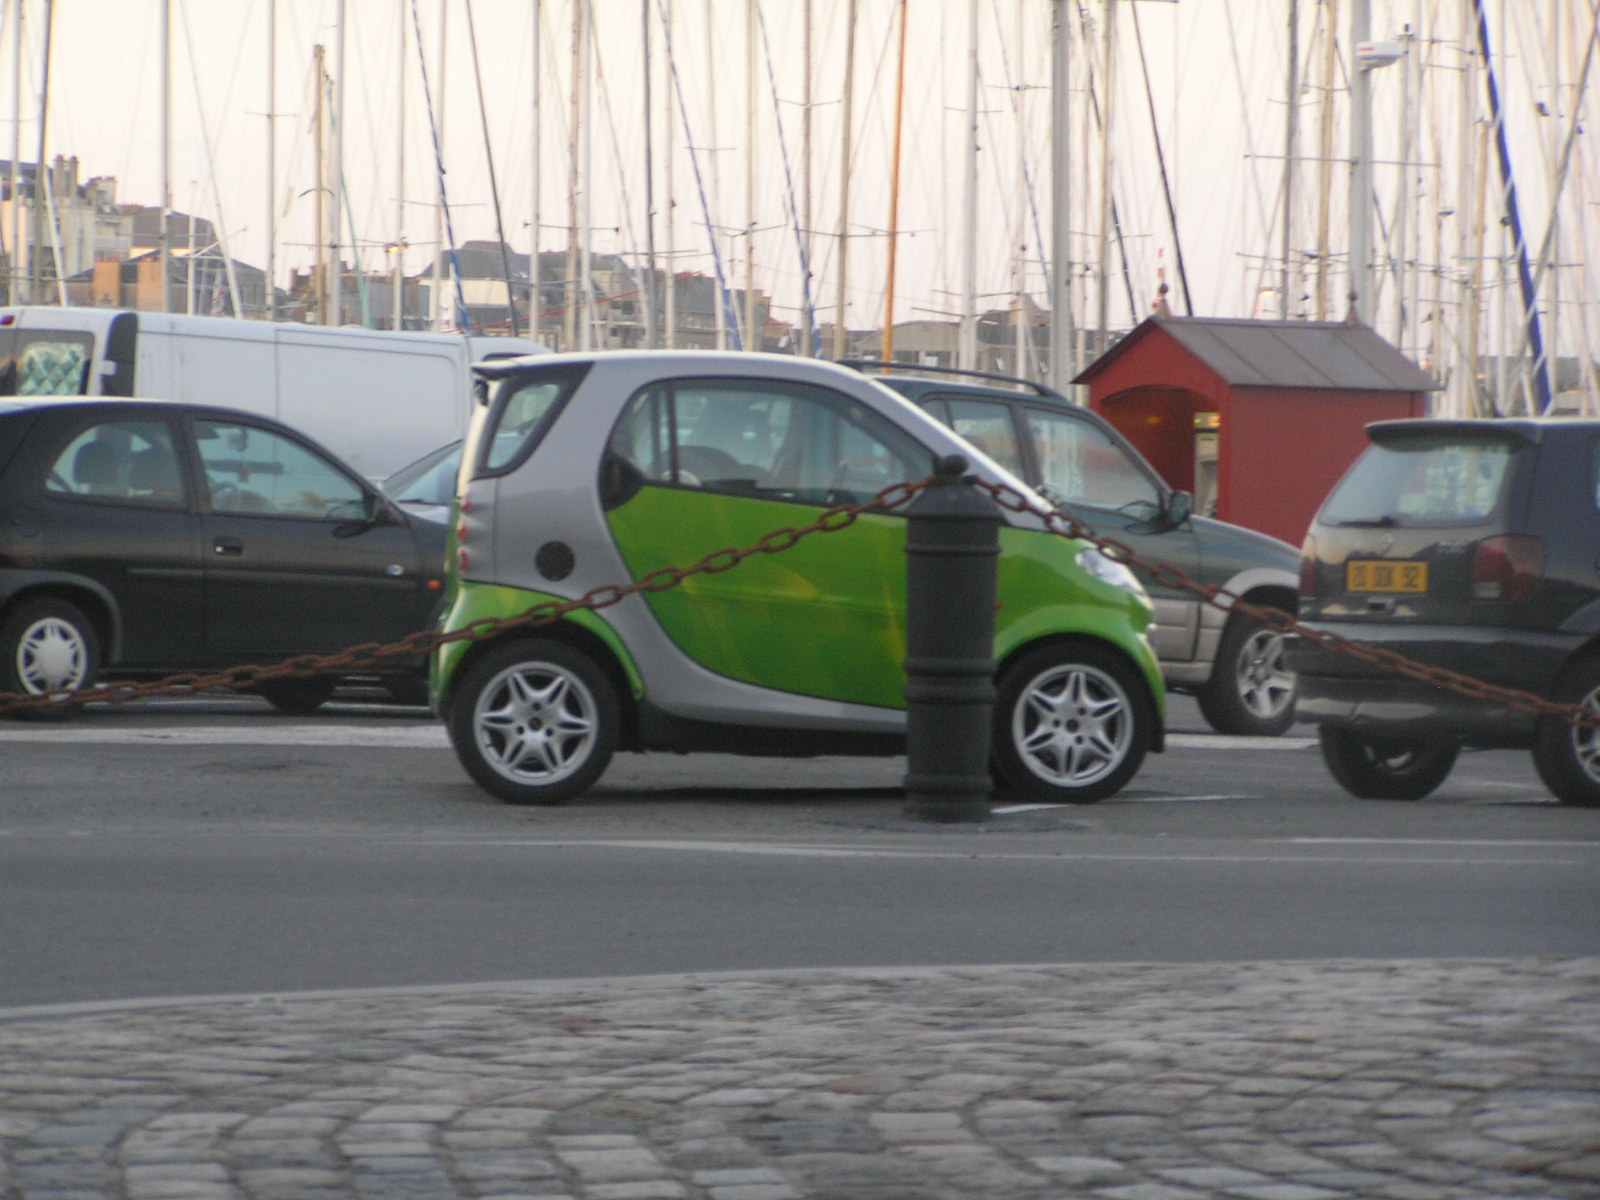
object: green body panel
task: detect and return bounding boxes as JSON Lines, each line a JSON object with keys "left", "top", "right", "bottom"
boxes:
{"left": 604, "top": 486, "right": 1163, "bottom": 715}
{"left": 430, "top": 582, "right": 644, "bottom": 710}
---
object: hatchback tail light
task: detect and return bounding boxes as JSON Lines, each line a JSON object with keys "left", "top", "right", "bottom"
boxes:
{"left": 1298, "top": 536, "right": 1319, "bottom": 600}
{"left": 1472, "top": 535, "right": 1543, "bottom": 602}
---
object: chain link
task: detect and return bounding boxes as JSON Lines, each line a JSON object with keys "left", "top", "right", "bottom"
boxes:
{"left": 3, "top": 472, "right": 1596, "bottom": 733}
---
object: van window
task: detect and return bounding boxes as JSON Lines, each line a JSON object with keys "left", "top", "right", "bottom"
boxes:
{"left": 1322, "top": 438, "right": 1514, "bottom": 527}
{"left": 43, "top": 420, "right": 186, "bottom": 509}
{"left": 3, "top": 333, "right": 94, "bottom": 395}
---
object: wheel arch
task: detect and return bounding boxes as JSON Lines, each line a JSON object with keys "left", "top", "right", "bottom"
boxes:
{"left": 995, "top": 632, "right": 1165, "bottom": 753}
{"left": 439, "top": 618, "right": 641, "bottom": 749}
{"left": 0, "top": 573, "right": 121, "bottom": 663}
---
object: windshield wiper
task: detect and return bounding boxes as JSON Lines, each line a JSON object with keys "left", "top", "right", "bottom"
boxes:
{"left": 1335, "top": 515, "right": 1398, "bottom": 527}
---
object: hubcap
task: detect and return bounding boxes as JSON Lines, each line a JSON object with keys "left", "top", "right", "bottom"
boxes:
{"left": 1570, "top": 685, "right": 1600, "bottom": 783}
{"left": 1013, "top": 663, "right": 1132, "bottom": 787}
{"left": 1235, "top": 628, "right": 1294, "bottom": 719}
{"left": 17, "top": 617, "right": 89, "bottom": 694}
{"left": 473, "top": 661, "right": 598, "bottom": 785}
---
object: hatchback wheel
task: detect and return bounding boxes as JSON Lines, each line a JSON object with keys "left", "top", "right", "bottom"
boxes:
{"left": 448, "top": 640, "right": 619, "bottom": 805}
{"left": 1196, "top": 609, "right": 1296, "bottom": 737}
{"left": 1532, "top": 659, "right": 1600, "bottom": 807}
{"left": 1, "top": 598, "right": 99, "bottom": 722}
{"left": 256, "top": 676, "right": 338, "bottom": 715}
{"left": 1318, "top": 726, "right": 1458, "bottom": 800}
{"left": 992, "top": 643, "right": 1152, "bottom": 804}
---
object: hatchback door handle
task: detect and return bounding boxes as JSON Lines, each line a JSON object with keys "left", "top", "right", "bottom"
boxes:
{"left": 213, "top": 538, "right": 244, "bottom": 557}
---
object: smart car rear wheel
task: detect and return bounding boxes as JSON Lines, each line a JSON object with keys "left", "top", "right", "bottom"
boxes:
{"left": 992, "top": 643, "right": 1152, "bottom": 804}
{"left": 1532, "top": 659, "right": 1600, "bottom": 807}
{"left": 1196, "top": 609, "right": 1296, "bottom": 737}
{"left": 449, "top": 640, "right": 618, "bottom": 805}
{"left": 1318, "top": 726, "right": 1458, "bottom": 800}
{"left": 1, "top": 598, "right": 99, "bottom": 722}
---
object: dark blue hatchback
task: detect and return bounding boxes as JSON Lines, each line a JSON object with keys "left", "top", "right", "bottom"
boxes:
{"left": 0, "top": 398, "right": 448, "bottom": 718}
{"left": 1291, "top": 417, "right": 1600, "bottom": 805}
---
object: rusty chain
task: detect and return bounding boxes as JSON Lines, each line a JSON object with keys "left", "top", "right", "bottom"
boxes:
{"left": 3, "top": 470, "right": 1596, "bottom": 732}
{"left": 0, "top": 479, "right": 931, "bottom": 716}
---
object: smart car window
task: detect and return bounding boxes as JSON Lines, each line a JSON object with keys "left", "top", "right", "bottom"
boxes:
{"left": 43, "top": 419, "right": 186, "bottom": 509}
{"left": 195, "top": 420, "right": 365, "bottom": 519}
{"left": 1322, "top": 439, "right": 1514, "bottom": 527}
{"left": 609, "top": 379, "right": 929, "bottom": 506}
{"left": 1025, "top": 407, "right": 1160, "bottom": 515}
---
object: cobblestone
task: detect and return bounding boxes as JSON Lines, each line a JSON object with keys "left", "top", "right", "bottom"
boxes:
{"left": 0, "top": 959, "right": 1595, "bottom": 1199}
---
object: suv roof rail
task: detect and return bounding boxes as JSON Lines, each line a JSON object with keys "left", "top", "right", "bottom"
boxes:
{"left": 839, "top": 359, "right": 1070, "bottom": 402}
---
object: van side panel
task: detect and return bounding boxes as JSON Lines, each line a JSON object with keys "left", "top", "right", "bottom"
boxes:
{"left": 155, "top": 324, "right": 277, "bottom": 414}
{"left": 275, "top": 332, "right": 463, "bottom": 477}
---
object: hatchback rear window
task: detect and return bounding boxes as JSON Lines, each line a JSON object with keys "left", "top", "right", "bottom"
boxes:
{"left": 1321, "top": 438, "right": 1515, "bottom": 527}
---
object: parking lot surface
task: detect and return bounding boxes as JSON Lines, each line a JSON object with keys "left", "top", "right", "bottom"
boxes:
{"left": 3, "top": 957, "right": 1597, "bottom": 1200}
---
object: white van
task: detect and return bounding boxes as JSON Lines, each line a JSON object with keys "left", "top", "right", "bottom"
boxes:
{"left": 0, "top": 307, "right": 547, "bottom": 479}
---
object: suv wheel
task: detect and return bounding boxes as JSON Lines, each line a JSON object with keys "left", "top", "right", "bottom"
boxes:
{"left": 1196, "top": 609, "right": 1296, "bottom": 737}
{"left": 449, "top": 640, "right": 619, "bottom": 805}
{"left": 1318, "top": 726, "right": 1458, "bottom": 800}
{"left": 1532, "top": 659, "right": 1600, "bottom": 807}
{"left": 1, "top": 598, "right": 99, "bottom": 722}
{"left": 992, "top": 643, "right": 1152, "bottom": 804}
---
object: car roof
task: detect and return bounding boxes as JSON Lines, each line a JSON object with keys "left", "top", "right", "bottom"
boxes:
{"left": 0, "top": 396, "right": 288, "bottom": 423}
{"left": 1368, "top": 417, "right": 1600, "bottom": 447}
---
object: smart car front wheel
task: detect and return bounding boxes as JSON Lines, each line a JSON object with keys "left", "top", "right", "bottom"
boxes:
{"left": 992, "top": 643, "right": 1152, "bottom": 804}
{"left": 1532, "top": 658, "right": 1600, "bottom": 808}
{"left": 448, "top": 639, "right": 619, "bottom": 805}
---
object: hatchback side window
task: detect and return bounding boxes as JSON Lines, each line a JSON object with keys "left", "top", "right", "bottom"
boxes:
{"left": 1025, "top": 407, "right": 1161, "bottom": 516}
{"left": 43, "top": 420, "right": 187, "bottom": 509}
{"left": 195, "top": 420, "right": 365, "bottom": 519}
{"left": 609, "top": 379, "right": 928, "bottom": 506}
{"left": 931, "top": 397, "right": 1026, "bottom": 479}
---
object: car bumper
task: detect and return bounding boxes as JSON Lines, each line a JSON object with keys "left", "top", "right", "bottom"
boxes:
{"left": 1286, "top": 622, "right": 1581, "bottom": 746}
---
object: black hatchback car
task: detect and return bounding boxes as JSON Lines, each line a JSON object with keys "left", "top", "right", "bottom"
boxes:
{"left": 0, "top": 398, "right": 448, "bottom": 717}
{"left": 1291, "top": 417, "right": 1600, "bottom": 805}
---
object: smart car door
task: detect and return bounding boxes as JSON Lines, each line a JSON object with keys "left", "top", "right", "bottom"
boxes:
{"left": 193, "top": 418, "right": 431, "bottom": 662}
{"left": 601, "top": 378, "right": 932, "bottom": 709}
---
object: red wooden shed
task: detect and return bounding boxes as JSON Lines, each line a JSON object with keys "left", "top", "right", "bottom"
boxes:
{"left": 1073, "top": 315, "right": 1441, "bottom": 547}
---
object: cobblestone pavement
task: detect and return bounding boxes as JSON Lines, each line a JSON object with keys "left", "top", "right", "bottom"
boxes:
{"left": 1, "top": 958, "right": 1596, "bottom": 1200}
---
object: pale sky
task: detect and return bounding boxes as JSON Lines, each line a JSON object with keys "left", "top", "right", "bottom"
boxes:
{"left": 13, "top": 0, "right": 1598, "bottom": 408}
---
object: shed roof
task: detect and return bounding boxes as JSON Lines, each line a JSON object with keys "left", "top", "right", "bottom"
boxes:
{"left": 1074, "top": 316, "right": 1441, "bottom": 392}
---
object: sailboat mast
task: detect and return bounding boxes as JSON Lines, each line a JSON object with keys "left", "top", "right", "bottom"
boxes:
{"left": 314, "top": 44, "right": 326, "bottom": 324}
{"left": 394, "top": 1, "right": 404, "bottom": 330}
{"left": 266, "top": 0, "right": 276, "bottom": 320}
{"left": 882, "top": 0, "right": 907, "bottom": 363}
{"left": 332, "top": 0, "right": 345, "bottom": 326}
{"left": 744, "top": 0, "right": 758, "bottom": 350}
{"left": 1048, "top": 0, "right": 1075, "bottom": 392}
{"left": 801, "top": 0, "right": 814, "bottom": 355}
{"left": 159, "top": 0, "right": 170, "bottom": 312}
{"left": 1095, "top": 0, "right": 1117, "bottom": 350}
{"left": 564, "top": 3, "right": 580, "bottom": 351}
{"left": 662, "top": 0, "right": 676, "bottom": 348}
{"left": 1280, "top": 0, "right": 1297, "bottom": 319}
{"left": 431, "top": 0, "right": 447, "bottom": 331}
{"left": 7, "top": 0, "right": 20, "bottom": 303}
{"left": 641, "top": 0, "right": 658, "bottom": 348}
{"left": 959, "top": 0, "right": 978, "bottom": 371}
{"left": 832, "top": 0, "right": 857, "bottom": 360}
{"left": 1013, "top": 0, "right": 1027, "bottom": 376}
{"left": 530, "top": 0, "right": 541, "bottom": 343}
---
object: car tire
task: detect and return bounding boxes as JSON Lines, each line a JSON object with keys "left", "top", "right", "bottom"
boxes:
{"left": 448, "top": 640, "right": 619, "bottom": 805}
{"left": 0, "top": 598, "right": 100, "bottom": 722}
{"left": 1318, "top": 726, "right": 1458, "bottom": 800}
{"left": 991, "top": 642, "right": 1152, "bottom": 804}
{"left": 1532, "top": 658, "right": 1600, "bottom": 807}
{"left": 1195, "top": 608, "right": 1297, "bottom": 737}
{"left": 256, "top": 676, "right": 339, "bottom": 715}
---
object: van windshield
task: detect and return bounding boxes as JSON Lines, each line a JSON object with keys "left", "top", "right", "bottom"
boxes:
{"left": 1321, "top": 437, "right": 1516, "bottom": 527}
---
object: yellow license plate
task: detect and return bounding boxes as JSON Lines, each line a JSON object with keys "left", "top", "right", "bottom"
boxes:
{"left": 1347, "top": 560, "right": 1428, "bottom": 593}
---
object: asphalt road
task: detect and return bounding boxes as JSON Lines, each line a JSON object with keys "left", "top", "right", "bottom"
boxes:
{"left": 3, "top": 691, "right": 1597, "bottom": 1008}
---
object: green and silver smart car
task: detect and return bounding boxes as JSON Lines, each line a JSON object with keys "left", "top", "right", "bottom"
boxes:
{"left": 432, "top": 352, "right": 1164, "bottom": 806}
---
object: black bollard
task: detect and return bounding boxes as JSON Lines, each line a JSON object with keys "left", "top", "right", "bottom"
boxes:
{"left": 903, "top": 454, "right": 1002, "bottom": 823}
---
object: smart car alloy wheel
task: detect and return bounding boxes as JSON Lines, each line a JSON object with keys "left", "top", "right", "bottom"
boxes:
{"left": 0, "top": 598, "right": 99, "bottom": 721}
{"left": 448, "top": 640, "right": 619, "bottom": 805}
{"left": 993, "top": 643, "right": 1151, "bottom": 804}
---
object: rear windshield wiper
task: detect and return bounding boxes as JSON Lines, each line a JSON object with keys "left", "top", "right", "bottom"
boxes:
{"left": 1334, "top": 515, "right": 1398, "bottom": 527}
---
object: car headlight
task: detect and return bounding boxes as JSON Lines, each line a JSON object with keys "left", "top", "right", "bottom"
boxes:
{"left": 1077, "top": 546, "right": 1145, "bottom": 595}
